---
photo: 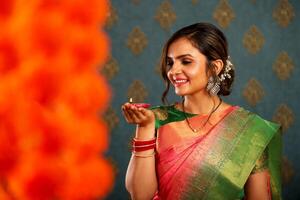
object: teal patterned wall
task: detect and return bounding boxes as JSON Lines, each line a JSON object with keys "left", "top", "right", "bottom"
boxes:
{"left": 103, "top": 0, "right": 299, "bottom": 199}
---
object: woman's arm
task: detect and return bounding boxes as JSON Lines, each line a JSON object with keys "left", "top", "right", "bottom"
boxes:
{"left": 122, "top": 103, "right": 158, "bottom": 200}
{"left": 244, "top": 170, "right": 271, "bottom": 200}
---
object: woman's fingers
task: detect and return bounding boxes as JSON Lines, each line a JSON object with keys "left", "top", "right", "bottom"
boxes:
{"left": 122, "top": 107, "right": 132, "bottom": 123}
{"left": 122, "top": 104, "right": 138, "bottom": 122}
{"left": 139, "top": 107, "right": 150, "bottom": 116}
{"left": 127, "top": 107, "right": 142, "bottom": 122}
{"left": 122, "top": 103, "right": 148, "bottom": 124}
{"left": 131, "top": 107, "right": 146, "bottom": 120}
{"left": 122, "top": 104, "right": 138, "bottom": 123}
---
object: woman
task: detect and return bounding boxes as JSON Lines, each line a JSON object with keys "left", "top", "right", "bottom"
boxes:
{"left": 122, "top": 23, "right": 282, "bottom": 200}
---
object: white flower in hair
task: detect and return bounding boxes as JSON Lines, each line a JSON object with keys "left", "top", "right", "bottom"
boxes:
{"left": 219, "top": 57, "right": 232, "bottom": 81}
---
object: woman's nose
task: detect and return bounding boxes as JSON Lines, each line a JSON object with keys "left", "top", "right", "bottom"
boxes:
{"left": 169, "top": 63, "right": 182, "bottom": 75}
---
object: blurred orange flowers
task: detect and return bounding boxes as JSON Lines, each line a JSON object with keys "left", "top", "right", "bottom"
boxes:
{"left": 0, "top": 0, "right": 113, "bottom": 199}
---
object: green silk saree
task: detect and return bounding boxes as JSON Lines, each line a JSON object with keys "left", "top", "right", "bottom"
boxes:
{"left": 151, "top": 105, "right": 282, "bottom": 200}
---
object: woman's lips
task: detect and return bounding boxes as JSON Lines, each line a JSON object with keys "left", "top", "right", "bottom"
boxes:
{"left": 173, "top": 79, "right": 189, "bottom": 87}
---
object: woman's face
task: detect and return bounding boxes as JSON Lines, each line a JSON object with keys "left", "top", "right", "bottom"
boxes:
{"left": 166, "top": 37, "right": 209, "bottom": 97}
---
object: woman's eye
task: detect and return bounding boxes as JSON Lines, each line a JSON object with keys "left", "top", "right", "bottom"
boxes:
{"left": 166, "top": 60, "right": 173, "bottom": 67}
{"left": 182, "top": 60, "right": 191, "bottom": 65}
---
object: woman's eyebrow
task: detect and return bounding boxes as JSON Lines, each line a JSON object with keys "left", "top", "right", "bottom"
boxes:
{"left": 167, "top": 54, "right": 194, "bottom": 59}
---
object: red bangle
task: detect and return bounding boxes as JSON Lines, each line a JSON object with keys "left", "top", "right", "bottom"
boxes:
{"left": 132, "top": 137, "right": 156, "bottom": 145}
{"left": 132, "top": 143, "right": 156, "bottom": 152}
{"left": 133, "top": 147, "right": 155, "bottom": 152}
{"left": 132, "top": 137, "right": 156, "bottom": 152}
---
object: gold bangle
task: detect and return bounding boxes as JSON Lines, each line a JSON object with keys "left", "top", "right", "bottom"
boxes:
{"left": 132, "top": 151, "right": 155, "bottom": 158}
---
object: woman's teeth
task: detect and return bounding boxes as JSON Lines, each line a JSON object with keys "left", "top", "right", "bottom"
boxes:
{"left": 175, "top": 79, "right": 188, "bottom": 83}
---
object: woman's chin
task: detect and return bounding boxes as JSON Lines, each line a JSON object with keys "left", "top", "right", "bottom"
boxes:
{"left": 174, "top": 89, "right": 188, "bottom": 96}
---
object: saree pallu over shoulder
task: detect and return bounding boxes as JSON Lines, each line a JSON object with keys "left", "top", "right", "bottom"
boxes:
{"left": 152, "top": 106, "right": 282, "bottom": 200}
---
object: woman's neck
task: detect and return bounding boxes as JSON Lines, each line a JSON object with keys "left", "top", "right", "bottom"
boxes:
{"left": 183, "top": 92, "right": 220, "bottom": 115}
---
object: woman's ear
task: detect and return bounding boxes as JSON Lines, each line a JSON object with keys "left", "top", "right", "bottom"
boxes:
{"left": 212, "top": 59, "right": 224, "bottom": 75}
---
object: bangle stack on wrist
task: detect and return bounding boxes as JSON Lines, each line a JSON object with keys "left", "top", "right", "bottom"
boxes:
{"left": 132, "top": 137, "right": 156, "bottom": 152}
{"left": 132, "top": 137, "right": 156, "bottom": 158}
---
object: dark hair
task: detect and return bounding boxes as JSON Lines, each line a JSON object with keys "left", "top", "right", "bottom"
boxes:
{"left": 160, "top": 22, "right": 235, "bottom": 104}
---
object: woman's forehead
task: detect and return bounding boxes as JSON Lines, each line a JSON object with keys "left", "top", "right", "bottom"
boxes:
{"left": 167, "top": 38, "right": 202, "bottom": 58}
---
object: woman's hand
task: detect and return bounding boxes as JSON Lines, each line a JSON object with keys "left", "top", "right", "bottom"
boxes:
{"left": 122, "top": 102, "right": 156, "bottom": 139}
{"left": 121, "top": 103, "right": 155, "bottom": 128}
{"left": 123, "top": 102, "right": 158, "bottom": 199}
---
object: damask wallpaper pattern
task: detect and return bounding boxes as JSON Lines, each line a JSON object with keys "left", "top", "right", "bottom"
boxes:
{"left": 103, "top": 0, "right": 299, "bottom": 199}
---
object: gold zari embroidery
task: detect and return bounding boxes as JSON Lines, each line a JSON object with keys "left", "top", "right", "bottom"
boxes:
{"left": 251, "top": 149, "right": 268, "bottom": 174}
{"left": 152, "top": 108, "right": 168, "bottom": 121}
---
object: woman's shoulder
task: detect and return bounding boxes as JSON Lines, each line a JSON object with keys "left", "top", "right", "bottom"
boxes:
{"left": 235, "top": 106, "right": 281, "bottom": 131}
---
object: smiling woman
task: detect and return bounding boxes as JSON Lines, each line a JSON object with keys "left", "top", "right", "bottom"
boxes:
{"left": 122, "top": 22, "right": 282, "bottom": 200}
{"left": 166, "top": 38, "right": 211, "bottom": 97}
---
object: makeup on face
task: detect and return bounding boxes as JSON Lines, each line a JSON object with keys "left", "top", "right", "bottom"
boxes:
{"left": 167, "top": 54, "right": 194, "bottom": 68}
{"left": 167, "top": 54, "right": 196, "bottom": 87}
{"left": 166, "top": 37, "right": 209, "bottom": 96}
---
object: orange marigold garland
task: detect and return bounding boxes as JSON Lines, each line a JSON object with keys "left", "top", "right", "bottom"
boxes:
{"left": 0, "top": 0, "right": 113, "bottom": 199}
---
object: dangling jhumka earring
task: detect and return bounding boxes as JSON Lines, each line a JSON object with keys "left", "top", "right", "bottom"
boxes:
{"left": 206, "top": 76, "right": 220, "bottom": 96}
{"left": 206, "top": 57, "right": 233, "bottom": 96}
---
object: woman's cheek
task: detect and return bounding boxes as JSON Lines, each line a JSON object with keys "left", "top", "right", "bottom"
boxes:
{"left": 189, "top": 64, "right": 204, "bottom": 76}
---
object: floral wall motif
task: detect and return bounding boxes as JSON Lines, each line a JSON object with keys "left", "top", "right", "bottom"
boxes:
{"left": 105, "top": 0, "right": 299, "bottom": 199}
